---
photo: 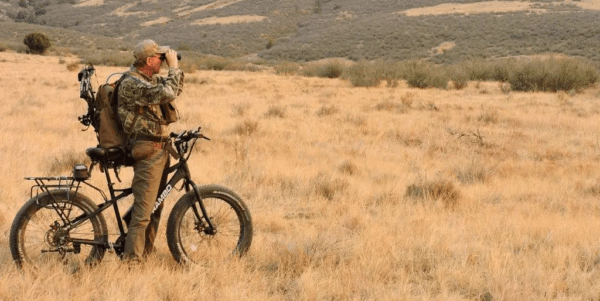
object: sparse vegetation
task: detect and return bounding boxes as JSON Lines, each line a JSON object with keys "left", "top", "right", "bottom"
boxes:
{"left": 264, "top": 105, "right": 286, "bottom": 118}
{"left": 405, "top": 178, "right": 461, "bottom": 208}
{"left": 232, "top": 119, "right": 259, "bottom": 135}
{"left": 5, "top": 1, "right": 600, "bottom": 299}
{"left": 274, "top": 61, "right": 300, "bottom": 75}
{"left": 66, "top": 61, "right": 79, "bottom": 71}
{"left": 201, "top": 56, "right": 231, "bottom": 71}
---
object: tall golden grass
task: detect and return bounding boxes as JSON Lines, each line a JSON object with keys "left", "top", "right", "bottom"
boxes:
{"left": 2, "top": 52, "right": 600, "bottom": 300}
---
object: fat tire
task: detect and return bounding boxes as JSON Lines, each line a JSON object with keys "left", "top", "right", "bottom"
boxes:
{"left": 166, "top": 185, "right": 253, "bottom": 265}
{"left": 9, "top": 190, "right": 108, "bottom": 269}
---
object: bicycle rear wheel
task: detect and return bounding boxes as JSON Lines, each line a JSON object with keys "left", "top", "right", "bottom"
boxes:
{"left": 9, "top": 190, "right": 108, "bottom": 269}
{"left": 166, "top": 185, "right": 252, "bottom": 265}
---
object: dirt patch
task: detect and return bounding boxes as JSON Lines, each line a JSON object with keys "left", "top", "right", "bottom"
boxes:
{"left": 573, "top": 0, "right": 600, "bottom": 10}
{"left": 74, "top": 0, "right": 103, "bottom": 7}
{"left": 430, "top": 41, "right": 456, "bottom": 55}
{"left": 401, "top": 1, "right": 542, "bottom": 16}
{"left": 141, "top": 17, "right": 171, "bottom": 27}
{"left": 112, "top": 3, "right": 154, "bottom": 17}
{"left": 177, "top": 0, "right": 246, "bottom": 17}
{"left": 191, "top": 15, "right": 267, "bottom": 26}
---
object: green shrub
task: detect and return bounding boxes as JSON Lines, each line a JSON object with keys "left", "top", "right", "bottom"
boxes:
{"left": 202, "top": 56, "right": 230, "bottom": 71}
{"left": 454, "top": 59, "right": 514, "bottom": 82}
{"left": 376, "top": 60, "right": 404, "bottom": 87}
{"left": 446, "top": 65, "right": 470, "bottom": 90}
{"left": 489, "top": 59, "right": 515, "bottom": 82}
{"left": 23, "top": 32, "right": 51, "bottom": 54}
{"left": 316, "top": 60, "right": 346, "bottom": 78}
{"left": 508, "top": 57, "right": 598, "bottom": 92}
{"left": 405, "top": 61, "right": 448, "bottom": 89}
{"left": 344, "top": 61, "right": 382, "bottom": 87}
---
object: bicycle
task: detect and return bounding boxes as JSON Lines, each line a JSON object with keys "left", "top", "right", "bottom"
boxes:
{"left": 9, "top": 67, "right": 253, "bottom": 269}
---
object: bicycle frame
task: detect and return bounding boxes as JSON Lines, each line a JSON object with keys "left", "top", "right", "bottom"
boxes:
{"left": 35, "top": 138, "right": 215, "bottom": 251}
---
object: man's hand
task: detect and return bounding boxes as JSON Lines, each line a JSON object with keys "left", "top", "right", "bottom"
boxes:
{"left": 164, "top": 49, "right": 178, "bottom": 69}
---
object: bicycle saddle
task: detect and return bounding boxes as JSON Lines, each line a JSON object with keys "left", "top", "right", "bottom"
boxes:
{"left": 86, "top": 147, "right": 123, "bottom": 161}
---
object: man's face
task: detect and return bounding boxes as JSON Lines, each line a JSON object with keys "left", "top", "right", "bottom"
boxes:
{"left": 146, "top": 54, "right": 163, "bottom": 74}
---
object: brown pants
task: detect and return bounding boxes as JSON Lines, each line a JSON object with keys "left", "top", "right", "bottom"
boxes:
{"left": 123, "top": 140, "right": 169, "bottom": 261}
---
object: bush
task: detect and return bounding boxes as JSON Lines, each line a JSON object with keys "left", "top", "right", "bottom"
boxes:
{"left": 344, "top": 61, "right": 382, "bottom": 87}
{"left": 508, "top": 57, "right": 598, "bottom": 92}
{"left": 66, "top": 61, "right": 80, "bottom": 72}
{"left": 405, "top": 61, "right": 448, "bottom": 89}
{"left": 446, "top": 65, "right": 470, "bottom": 90}
{"left": 301, "top": 61, "right": 345, "bottom": 78}
{"left": 454, "top": 58, "right": 515, "bottom": 82}
{"left": 377, "top": 59, "right": 404, "bottom": 87}
{"left": 315, "top": 60, "right": 346, "bottom": 78}
{"left": 274, "top": 61, "right": 300, "bottom": 75}
{"left": 202, "top": 56, "right": 230, "bottom": 71}
{"left": 23, "top": 32, "right": 51, "bottom": 54}
{"left": 405, "top": 179, "right": 461, "bottom": 208}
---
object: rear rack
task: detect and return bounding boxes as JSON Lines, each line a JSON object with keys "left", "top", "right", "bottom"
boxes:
{"left": 25, "top": 176, "right": 81, "bottom": 204}
{"left": 25, "top": 175, "right": 109, "bottom": 204}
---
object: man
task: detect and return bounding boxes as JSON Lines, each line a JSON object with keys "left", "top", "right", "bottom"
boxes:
{"left": 118, "top": 39, "right": 184, "bottom": 262}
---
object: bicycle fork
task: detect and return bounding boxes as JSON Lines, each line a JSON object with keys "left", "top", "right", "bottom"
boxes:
{"left": 152, "top": 165, "right": 216, "bottom": 235}
{"left": 188, "top": 180, "right": 216, "bottom": 235}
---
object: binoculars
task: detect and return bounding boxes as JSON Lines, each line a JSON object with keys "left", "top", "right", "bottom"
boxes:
{"left": 160, "top": 53, "right": 182, "bottom": 61}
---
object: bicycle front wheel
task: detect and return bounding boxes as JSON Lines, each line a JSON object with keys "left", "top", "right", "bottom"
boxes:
{"left": 166, "top": 185, "right": 253, "bottom": 265}
{"left": 9, "top": 190, "right": 108, "bottom": 269}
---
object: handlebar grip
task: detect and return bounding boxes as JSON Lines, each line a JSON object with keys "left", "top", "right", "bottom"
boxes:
{"left": 170, "top": 131, "right": 185, "bottom": 138}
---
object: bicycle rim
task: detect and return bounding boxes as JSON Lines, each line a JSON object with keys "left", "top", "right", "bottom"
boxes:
{"left": 178, "top": 196, "right": 245, "bottom": 262}
{"left": 19, "top": 200, "right": 103, "bottom": 269}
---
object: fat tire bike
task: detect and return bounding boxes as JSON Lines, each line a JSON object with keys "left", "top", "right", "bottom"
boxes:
{"left": 8, "top": 66, "right": 252, "bottom": 269}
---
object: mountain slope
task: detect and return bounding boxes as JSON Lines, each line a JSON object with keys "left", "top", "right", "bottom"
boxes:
{"left": 2, "top": 0, "right": 600, "bottom": 63}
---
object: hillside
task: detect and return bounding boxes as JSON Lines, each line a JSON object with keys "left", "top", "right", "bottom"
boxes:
{"left": 2, "top": 0, "right": 600, "bottom": 63}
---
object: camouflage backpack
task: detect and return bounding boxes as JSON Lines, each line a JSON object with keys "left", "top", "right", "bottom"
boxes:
{"left": 78, "top": 66, "right": 177, "bottom": 156}
{"left": 94, "top": 75, "right": 127, "bottom": 149}
{"left": 78, "top": 67, "right": 140, "bottom": 163}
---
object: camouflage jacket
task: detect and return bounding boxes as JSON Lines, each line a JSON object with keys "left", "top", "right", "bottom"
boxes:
{"left": 117, "top": 65, "right": 184, "bottom": 137}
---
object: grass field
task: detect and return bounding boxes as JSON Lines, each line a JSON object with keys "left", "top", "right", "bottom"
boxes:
{"left": 2, "top": 52, "right": 600, "bottom": 299}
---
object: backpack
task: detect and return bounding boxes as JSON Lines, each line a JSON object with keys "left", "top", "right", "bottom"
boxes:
{"left": 94, "top": 77, "right": 127, "bottom": 149}
{"left": 78, "top": 66, "right": 177, "bottom": 156}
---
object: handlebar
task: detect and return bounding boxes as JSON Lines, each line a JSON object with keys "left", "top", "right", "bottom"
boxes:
{"left": 170, "top": 128, "right": 210, "bottom": 142}
{"left": 167, "top": 128, "right": 210, "bottom": 161}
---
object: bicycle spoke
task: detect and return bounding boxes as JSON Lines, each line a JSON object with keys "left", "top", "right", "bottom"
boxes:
{"left": 13, "top": 194, "right": 106, "bottom": 268}
{"left": 174, "top": 194, "right": 247, "bottom": 262}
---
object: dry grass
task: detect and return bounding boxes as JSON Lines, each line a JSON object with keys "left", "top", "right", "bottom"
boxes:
{"left": 3, "top": 52, "right": 600, "bottom": 299}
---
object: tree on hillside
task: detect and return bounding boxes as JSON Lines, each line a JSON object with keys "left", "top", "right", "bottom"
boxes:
{"left": 23, "top": 32, "right": 51, "bottom": 54}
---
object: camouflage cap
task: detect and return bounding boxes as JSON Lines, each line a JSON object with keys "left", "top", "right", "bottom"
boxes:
{"left": 133, "top": 39, "right": 170, "bottom": 60}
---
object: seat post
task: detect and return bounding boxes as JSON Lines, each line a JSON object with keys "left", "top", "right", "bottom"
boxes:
{"left": 102, "top": 162, "right": 117, "bottom": 200}
{"left": 101, "top": 160, "right": 127, "bottom": 235}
